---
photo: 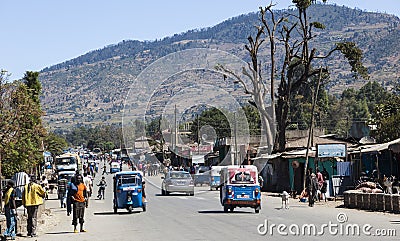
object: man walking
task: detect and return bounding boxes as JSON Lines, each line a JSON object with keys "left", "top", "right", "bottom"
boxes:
{"left": 22, "top": 175, "right": 46, "bottom": 238}
{"left": 83, "top": 172, "right": 92, "bottom": 207}
{"left": 58, "top": 175, "right": 68, "bottom": 208}
{"left": 72, "top": 174, "right": 88, "bottom": 233}
{"left": 306, "top": 168, "right": 318, "bottom": 207}
{"left": 3, "top": 180, "right": 17, "bottom": 239}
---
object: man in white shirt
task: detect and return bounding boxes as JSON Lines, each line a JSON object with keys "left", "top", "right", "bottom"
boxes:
{"left": 82, "top": 173, "right": 92, "bottom": 207}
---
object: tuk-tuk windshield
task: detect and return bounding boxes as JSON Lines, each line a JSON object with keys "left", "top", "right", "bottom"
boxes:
{"left": 118, "top": 175, "right": 141, "bottom": 185}
{"left": 230, "top": 170, "right": 256, "bottom": 184}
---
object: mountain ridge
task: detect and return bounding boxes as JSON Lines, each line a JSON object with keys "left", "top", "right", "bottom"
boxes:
{"left": 39, "top": 4, "right": 400, "bottom": 129}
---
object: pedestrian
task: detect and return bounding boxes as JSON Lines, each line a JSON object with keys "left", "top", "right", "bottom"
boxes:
{"left": 142, "top": 180, "right": 147, "bottom": 203}
{"left": 40, "top": 175, "right": 49, "bottom": 199}
{"left": 67, "top": 175, "right": 77, "bottom": 216}
{"left": 316, "top": 167, "right": 324, "bottom": 201}
{"left": 305, "top": 168, "right": 318, "bottom": 207}
{"left": 102, "top": 164, "right": 107, "bottom": 175}
{"left": 97, "top": 176, "right": 107, "bottom": 200}
{"left": 22, "top": 175, "right": 46, "bottom": 238}
{"left": 83, "top": 173, "right": 92, "bottom": 206}
{"left": 258, "top": 175, "right": 264, "bottom": 189}
{"left": 72, "top": 174, "right": 88, "bottom": 233}
{"left": 3, "top": 180, "right": 17, "bottom": 240}
{"left": 58, "top": 175, "right": 68, "bottom": 208}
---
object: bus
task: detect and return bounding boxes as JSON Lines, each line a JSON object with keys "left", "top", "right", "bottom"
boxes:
{"left": 55, "top": 153, "right": 83, "bottom": 174}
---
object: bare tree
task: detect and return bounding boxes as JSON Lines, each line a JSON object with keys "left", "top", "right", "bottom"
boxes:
{"left": 217, "top": 1, "right": 368, "bottom": 154}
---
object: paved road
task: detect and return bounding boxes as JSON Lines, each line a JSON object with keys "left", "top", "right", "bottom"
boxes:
{"left": 27, "top": 164, "right": 400, "bottom": 241}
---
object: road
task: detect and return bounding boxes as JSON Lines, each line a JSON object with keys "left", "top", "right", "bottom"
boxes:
{"left": 28, "top": 164, "right": 400, "bottom": 241}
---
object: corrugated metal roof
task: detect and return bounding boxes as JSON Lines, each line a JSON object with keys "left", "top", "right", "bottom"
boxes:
{"left": 348, "top": 138, "right": 400, "bottom": 153}
{"left": 286, "top": 135, "right": 355, "bottom": 149}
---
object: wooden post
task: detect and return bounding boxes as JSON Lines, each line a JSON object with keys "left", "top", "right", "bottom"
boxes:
{"left": 303, "top": 68, "right": 323, "bottom": 189}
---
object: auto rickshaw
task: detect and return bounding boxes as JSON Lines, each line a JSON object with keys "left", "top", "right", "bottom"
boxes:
{"left": 209, "top": 166, "right": 224, "bottom": 190}
{"left": 110, "top": 161, "right": 121, "bottom": 173}
{"left": 219, "top": 165, "right": 261, "bottom": 213}
{"left": 113, "top": 171, "right": 146, "bottom": 213}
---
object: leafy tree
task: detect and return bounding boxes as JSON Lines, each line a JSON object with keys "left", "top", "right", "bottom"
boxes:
{"left": 64, "top": 124, "right": 122, "bottom": 151}
{"left": 44, "top": 132, "right": 68, "bottom": 159}
{"left": 23, "top": 71, "right": 41, "bottom": 105}
{"left": 371, "top": 94, "right": 400, "bottom": 142}
{"left": 190, "top": 108, "right": 230, "bottom": 141}
{"left": 146, "top": 116, "right": 162, "bottom": 139}
{"left": 357, "top": 81, "right": 391, "bottom": 119}
{"left": 243, "top": 105, "right": 261, "bottom": 136}
{"left": 1, "top": 72, "right": 47, "bottom": 176}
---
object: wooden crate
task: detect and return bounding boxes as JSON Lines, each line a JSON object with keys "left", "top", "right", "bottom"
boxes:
{"left": 376, "top": 193, "right": 385, "bottom": 211}
{"left": 349, "top": 191, "right": 357, "bottom": 209}
{"left": 384, "top": 194, "right": 392, "bottom": 212}
{"left": 343, "top": 191, "right": 350, "bottom": 208}
{"left": 392, "top": 195, "right": 400, "bottom": 214}
{"left": 370, "top": 193, "right": 378, "bottom": 211}
{"left": 361, "top": 193, "right": 370, "bottom": 210}
{"left": 356, "top": 193, "right": 363, "bottom": 209}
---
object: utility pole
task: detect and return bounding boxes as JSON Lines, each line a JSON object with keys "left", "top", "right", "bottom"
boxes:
{"left": 197, "top": 114, "right": 200, "bottom": 155}
{"left": 303, "top": 68, "right": 323, "bottom": 190}
{"left": 234, "top": 112, "right": 238, "bottom": 166}
{"left": 174, "top": 105, "right": 178, "bottom": 150}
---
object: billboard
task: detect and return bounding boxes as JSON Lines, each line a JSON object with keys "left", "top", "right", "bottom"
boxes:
{"left": 316, "top": 143, "right": 347, "bottom": 158}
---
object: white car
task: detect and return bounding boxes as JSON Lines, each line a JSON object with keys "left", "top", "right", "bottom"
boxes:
{"left": 161, "top": 171, "right": 194, "bottom": 196}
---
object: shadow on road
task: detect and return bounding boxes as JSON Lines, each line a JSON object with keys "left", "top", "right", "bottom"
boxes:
{"left": 197, "top": 210, "right": 253, "bottom": 214}
{"left": 154, "top": 193, "right": 193, "bottom": 197}
{"left": 93, "top": 211, "right": 141, "bottom": 215}
{"left": 274, "top": 205, "right": 309, "bottom": 210}
{"left": 45, "top": 231, "right": 76, "bottom": 235}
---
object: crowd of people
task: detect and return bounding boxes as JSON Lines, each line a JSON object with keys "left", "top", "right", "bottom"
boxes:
{"left": 133, "top": 162, "right": 161, "bottom": 177}
{"left": 1, "top": 158, "right": 106, "bottom": 239}
{"left": 299, "top": 167, "right": 329, "bottom": 207}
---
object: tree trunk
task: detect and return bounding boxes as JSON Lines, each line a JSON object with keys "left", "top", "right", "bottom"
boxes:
{"left": 259, "top": 112, "right": 274, "bottom": 154}
{"left": 274, "top": 97, "right": 288, "bottom": 153}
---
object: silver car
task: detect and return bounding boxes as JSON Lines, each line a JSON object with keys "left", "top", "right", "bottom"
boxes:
{"left": 161, "top": 171, "right": 194, "bottom": 196}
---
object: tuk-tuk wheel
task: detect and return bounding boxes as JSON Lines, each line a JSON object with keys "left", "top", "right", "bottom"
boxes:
{"left": 142, "top": 205, "right": 146, "bottom": 212}
{"left": 113, "top": 206, "right": 117, "bottom": 214}
{"left": 128, "top": 206, "right": 133, "bottom": 213}
{"left": 255, "top": 209, "right": 260, "bottom": 213}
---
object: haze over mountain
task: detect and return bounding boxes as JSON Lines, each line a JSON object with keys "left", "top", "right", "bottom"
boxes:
{"left": 39, "top": 4, "right": 400, "bottom": 130}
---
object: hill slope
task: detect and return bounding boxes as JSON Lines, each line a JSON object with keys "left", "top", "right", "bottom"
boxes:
{"left": 39, "top": 4, "right": 400, "bottom": 129}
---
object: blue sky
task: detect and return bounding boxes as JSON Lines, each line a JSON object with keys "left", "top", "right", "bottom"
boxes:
{"left": 1, "top": 0, "right": 399, "bottom": 80}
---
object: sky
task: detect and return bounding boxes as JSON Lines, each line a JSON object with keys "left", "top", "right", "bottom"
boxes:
{"left": 1, "top": 0, "right": 400, "bottom": 80}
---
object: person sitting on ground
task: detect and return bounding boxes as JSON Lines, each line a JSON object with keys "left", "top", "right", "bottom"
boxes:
{"left": 299, "top": 188, "right": 309, "bottom": 200}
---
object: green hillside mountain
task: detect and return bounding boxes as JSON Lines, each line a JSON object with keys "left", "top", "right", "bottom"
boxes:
{"left": 39, "top": 4, "right": 400, "bottom": 129}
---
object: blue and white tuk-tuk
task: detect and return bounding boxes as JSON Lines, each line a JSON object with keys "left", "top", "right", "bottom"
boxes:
{"left": 113, "top": 171, "right": 146, "bottom": 213}
{"left": 209, "top": 166, "right": 224, "bottom": 190}
{"left": 219, "top": 165, "right": 261, "bottom": 213}
{"left": 110, "top": 162, "right": 121, "bottom": 173}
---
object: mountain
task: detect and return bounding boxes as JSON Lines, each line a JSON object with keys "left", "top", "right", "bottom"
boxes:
{"left": 39, "top": 4, "right": 400, "bottom": 130}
